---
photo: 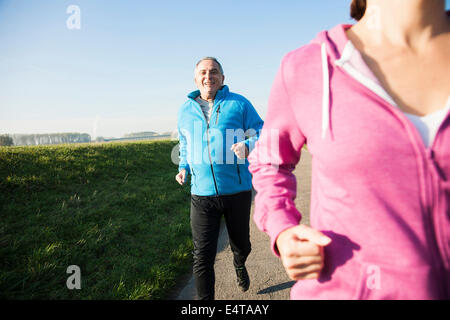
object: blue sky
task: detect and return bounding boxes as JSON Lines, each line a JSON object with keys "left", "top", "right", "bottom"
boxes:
{"left": 1, "top": 1, "right": 448, "bottom": 138}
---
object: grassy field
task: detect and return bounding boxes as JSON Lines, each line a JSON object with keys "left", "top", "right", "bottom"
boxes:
{"left": 0, "top": 140, "right": 193, "bottom": 299}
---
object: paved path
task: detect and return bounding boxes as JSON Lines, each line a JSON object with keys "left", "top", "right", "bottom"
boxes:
{"left": 176, "top": 150, "right": 312, "bottom": 300}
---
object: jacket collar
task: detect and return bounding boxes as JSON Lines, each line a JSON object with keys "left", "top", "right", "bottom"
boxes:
{"left": 187, "top": 85, "right": 229, "bottom": 102}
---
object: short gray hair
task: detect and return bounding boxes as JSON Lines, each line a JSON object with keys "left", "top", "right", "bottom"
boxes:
{"left": 195, "top": 57, "right": 224, "bottom": 75}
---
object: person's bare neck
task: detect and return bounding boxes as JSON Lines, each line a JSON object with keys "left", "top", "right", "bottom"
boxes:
{"left": 350, "top": 0, "right": 449, "bottom": 52}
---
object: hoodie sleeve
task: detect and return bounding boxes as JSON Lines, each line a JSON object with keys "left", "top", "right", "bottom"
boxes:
{"left": 248, "top": 53, "right": 306, "bottom": 256}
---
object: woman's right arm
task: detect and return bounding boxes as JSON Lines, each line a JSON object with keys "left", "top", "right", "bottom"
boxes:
{"left": 248, "top": 54, "right": 331, "bottom": 280}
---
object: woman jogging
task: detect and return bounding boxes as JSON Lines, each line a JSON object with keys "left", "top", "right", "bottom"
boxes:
{"left": 248, "top": 0, "right": 450, "bottom": 299}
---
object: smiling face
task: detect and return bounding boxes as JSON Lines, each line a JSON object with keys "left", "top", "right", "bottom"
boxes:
{"left": 194, "top": 59, "right": 225, "bottom": 101}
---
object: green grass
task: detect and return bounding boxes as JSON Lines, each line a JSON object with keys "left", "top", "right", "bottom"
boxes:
{"left": 0, "top": 140, "right": 193, "bottom": 299}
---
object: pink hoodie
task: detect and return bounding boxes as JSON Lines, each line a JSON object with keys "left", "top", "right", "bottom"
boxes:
{"left": 248, "top": 24, "right": 450, "bottom": 300}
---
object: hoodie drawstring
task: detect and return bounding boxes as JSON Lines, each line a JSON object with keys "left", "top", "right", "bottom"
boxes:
{"left": 321, "top": 42, "right": 330, "bottom": 139}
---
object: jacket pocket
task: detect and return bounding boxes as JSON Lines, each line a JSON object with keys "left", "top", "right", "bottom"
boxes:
{"left": 191, "top": 168, "right": 197, "bottom": 188}
{"left": 236, "top": 164, "right": 242, "bottom": 184}
{"left": 215, "top": 105, "right": 221, "bottom": 125}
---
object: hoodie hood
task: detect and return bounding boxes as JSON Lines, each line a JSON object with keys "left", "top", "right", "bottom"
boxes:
{"left": 311, "top": 24, "right": 352, "bottom": 62}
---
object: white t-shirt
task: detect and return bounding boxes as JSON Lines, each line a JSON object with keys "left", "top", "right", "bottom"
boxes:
{"left": 340, "top": 41, "right": 450, "bottom": 147}
{"left": 195, "top": 96, "right": 214, "bottom": 124}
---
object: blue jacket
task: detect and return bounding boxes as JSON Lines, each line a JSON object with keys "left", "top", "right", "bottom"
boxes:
{"left": 178, "top": 85, "right": 264, "bottom": 196}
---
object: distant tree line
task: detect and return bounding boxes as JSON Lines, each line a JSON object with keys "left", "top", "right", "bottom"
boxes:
{"left": 123, "top": 131, "right": 158, "bottom": 138}
{"left": 0, "top": 134, "right": 14, "bottom": 146}
{"left": 0, "top": 131, "right": 174, "bottom": 146}
{"left": 102, "top": 131, "right": 172, "bottom": 142}
{"left": 9, "top": 133, "right": 91, "bottom": 146}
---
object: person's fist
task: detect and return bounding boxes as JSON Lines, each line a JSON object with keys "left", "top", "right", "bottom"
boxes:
{"left": 175, "top": 169, "right": 186, "bottom": 185}
{"left": 276, "top": 224, "right": 332, "bottom": 280}
{"left": 231, "top": 142, "right": 249, "bottom": 159}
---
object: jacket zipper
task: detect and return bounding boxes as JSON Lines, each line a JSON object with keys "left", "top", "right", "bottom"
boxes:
{"left": 209, "top": 103, "right": 220, "bottom": 195}
{"left": 206, "top": 122, "right": 219, "bottom": 196}
{"left": 192, "top": 99, "right": 220, "bottom": 196}
{"left": 426, "top": 149, "right": 450, "bottom": 297}
{"left": 425, "top": 153, "right": 449, "bottom": 297}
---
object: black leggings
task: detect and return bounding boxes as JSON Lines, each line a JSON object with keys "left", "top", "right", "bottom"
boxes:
{"left": 190, "top": 190, "right": 252, "bottom": 300}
